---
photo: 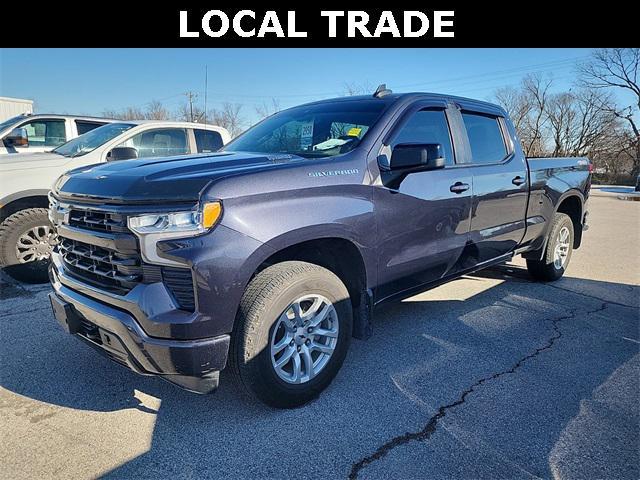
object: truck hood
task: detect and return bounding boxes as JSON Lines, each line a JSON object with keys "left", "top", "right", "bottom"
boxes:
{"left": 54, "top": 151, "right": 306, "bottom": 203}
{"left": 0, "top": 151, "right": 69, "bottom": 171}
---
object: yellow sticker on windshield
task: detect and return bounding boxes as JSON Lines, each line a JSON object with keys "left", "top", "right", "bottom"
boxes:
{"left": 347, "top": 127, "right": 362, "bottom": 137}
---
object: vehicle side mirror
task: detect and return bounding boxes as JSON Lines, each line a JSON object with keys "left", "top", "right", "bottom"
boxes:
{"left": 380, "top": 143, "right": 446, "bottom": 189}
{"left": 4, "top": 127, "right": 28, "bottom": 147}
{"left": 107, "top": 146, "right": 138, "bottom": 161}
{"left": 390, "top": 143, "right": 445, "bottom": 171}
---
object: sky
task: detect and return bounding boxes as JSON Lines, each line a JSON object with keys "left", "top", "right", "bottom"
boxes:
{"left": 0, "top": 48, "right": 629, "bottom": 127}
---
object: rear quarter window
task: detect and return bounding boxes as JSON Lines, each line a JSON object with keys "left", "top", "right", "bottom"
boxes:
{"left": 194, "top": 129, "right": 224, "bottom": 153}
{"left": 75, "top": 120, "right": 106, "bottom": 135}
{"left": 462, "top": 112, "right": 507, "bottom": 164}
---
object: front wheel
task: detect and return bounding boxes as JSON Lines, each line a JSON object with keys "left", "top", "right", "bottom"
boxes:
{"left": 526, "top": 212, "right": 574, "bottom": 282}
{"left": 229, "top": 261, "right": 352, "bottom": 408}
{"left": 0, "top": 208, "right": 57, "bottom": 284}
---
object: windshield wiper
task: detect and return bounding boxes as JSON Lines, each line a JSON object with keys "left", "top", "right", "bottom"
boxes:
{"left": 70, "top": 149, "right": 88, "bottom": 158}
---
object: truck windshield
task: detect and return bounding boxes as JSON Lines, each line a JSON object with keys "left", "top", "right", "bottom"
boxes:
{"left": 53, "top": 122, "right": 135, "bottom": 157}
{"left": 224, "top": 100, "right": 387, "bottom": 158}
{"left": 0, "top": 114, "right": 27, "bottom": 132}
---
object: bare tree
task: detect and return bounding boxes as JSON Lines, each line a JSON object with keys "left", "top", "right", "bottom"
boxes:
{"left": 145, "top": 100, "right": 171, "bottom": 120}
{"left": 578, "top": 48, "right": 640, "bottom": 179}
{"left": 102, "top": 106, "right": 146, "bottom": 120}
{"left": 255, "top": 98, "right": 281, "bottom": 120}
{"left": 494, "top": 85, "right": 534, "bottom": 134}
{"left": 521, "top": 74, "right": 553, "bottom": 156}
{"left": 546, "top": 89, "right": 618, "bottom": 157}
{"left": 210, "top": 103, "right": 245, "bottom": 137}
{"left": 103, "top": 100, "right": 170, "bottom": 121}
{"left": 343, "top": 81, "right": 373, "bottom": 96}
{"left": 176, "top": 102, "right": 205, "bottom": 123}
{"left": 494, "top": 74, "right": 552, "bottom": 156}
{"left": 492, "top": 71, "right": 635, "bottom": 183}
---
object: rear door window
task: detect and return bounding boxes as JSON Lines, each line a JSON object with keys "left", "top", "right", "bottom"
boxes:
{"left": 461, "top": 112, "right": 507, "bottom": 164}
{"left": 194, "top": 129, "right": 224, "bottom": 153}
{"left": 75, "top": 120, "right": 106, "bottom": 135}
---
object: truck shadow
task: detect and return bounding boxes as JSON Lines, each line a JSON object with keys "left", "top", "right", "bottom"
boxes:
{"left": 0, "top": 268, "right": 638, "bottom": 478}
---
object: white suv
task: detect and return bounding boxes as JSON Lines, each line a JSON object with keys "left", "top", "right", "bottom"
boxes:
{"left": 0, "top": 114, "right": 116, "bottom": 155}
{"left": 0, "top": 120, "right": 231, "bottom": 282}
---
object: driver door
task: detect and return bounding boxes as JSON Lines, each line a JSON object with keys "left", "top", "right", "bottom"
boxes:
{"left": 374, "top": 103, "right": 473, "bottom": 301}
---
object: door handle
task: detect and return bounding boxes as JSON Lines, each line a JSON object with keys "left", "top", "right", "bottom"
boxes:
{"left": 450, "top": 182, "right": 470, "bottom": 194}
{"left": 512, "top": 176, "right": 526, "bottom": 186}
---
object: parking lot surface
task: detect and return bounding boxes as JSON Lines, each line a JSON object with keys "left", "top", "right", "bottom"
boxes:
{"left": 1, "top": 195, "right": 638, "bottom": 479}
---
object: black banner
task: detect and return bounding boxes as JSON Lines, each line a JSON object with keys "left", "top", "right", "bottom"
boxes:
{"left": 2, "top": 2, "right": 635, "bottom": 47}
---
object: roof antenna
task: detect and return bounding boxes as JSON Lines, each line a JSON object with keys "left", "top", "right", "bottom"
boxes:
{"left": 203, "top": 65, "right": 208, "bottom": 125}
{"left": 373, "top": 84, "right": 392, "bottom": 98}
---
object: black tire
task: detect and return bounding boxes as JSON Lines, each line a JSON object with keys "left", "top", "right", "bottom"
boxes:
{"left": 0, "top": 208, "right": 53, "bottom": 284}
{"left": 526, "top": 212, "right": 574, "bottom": 282}
{"left": 229, "top": 261, "right": 352, "bottom": 408}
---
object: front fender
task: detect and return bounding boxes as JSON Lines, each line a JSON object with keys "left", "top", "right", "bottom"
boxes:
{"left": 158, "top": 186, "right": 376, "bottom": 337}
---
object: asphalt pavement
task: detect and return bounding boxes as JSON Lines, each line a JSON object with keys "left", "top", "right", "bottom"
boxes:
{"left": 1, "top": 195, "right": 638, "bottom": 479}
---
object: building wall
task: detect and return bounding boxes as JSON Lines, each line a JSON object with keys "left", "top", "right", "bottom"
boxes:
{"left": 0, "top": 97, "right": 34, "bottom": 122}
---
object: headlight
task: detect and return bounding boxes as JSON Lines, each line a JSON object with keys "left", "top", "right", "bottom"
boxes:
{"left": 128, "top": 201, "right": 222, "bottom": 266}
{"left": 128, "top": 202, "right": 222, "bottom": 237}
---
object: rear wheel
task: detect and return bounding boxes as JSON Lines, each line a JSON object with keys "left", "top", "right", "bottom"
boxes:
{"left": 229, "top": 261, "right": 352, "bottom": 408}
{"left": 0, "top": 208, "right": 56, "bottom": 284}
{"left": 526, "top": 212, "right": 574, "bottom": 282}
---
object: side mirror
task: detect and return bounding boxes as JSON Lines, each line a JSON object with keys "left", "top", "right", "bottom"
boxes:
{"left": 4, "top": 127, "right": 28, "bottom": 147}
{"left": 381, "top": 143, "right": 445, "bottom": 189}
{"left": 107, "top": 146, "right": 138, "bottom": 161}
{"left": 390, "top": 143, "right": 445, "bottom": 171}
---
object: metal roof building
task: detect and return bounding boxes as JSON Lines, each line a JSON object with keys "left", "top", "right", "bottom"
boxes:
{"left": 0, "top": 97, "right": 34, "bottom": 122}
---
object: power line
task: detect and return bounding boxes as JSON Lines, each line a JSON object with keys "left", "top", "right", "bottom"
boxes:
{"left": 393, "top": 55, "right": 589, "bottom": 89}
{"left": 103, "top": 55, "right": 589, "bottom": 115}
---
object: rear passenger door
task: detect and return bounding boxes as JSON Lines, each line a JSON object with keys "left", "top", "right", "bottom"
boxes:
{"left": 458, "top": 106, "right": 528, "bottom": 263}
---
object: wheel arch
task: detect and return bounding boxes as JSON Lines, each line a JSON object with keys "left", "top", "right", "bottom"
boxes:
{"left": 240, "top": 233, "right": 372, "bottom": 340}
{"left": 555, "top": 191, "right": 584, "bottom": 249}
{"left": 0, "top": 190, "right": 50, "bottom": 223}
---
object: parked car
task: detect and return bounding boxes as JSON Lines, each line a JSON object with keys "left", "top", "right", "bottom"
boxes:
{"left": 0, "top": 120, "right": 231, "bottom": 282}
{"left": 0, "top": 113, "right": 116, "bottom": 155}
{"left": 47, "top": 89, "right": 592, "bottom": 408}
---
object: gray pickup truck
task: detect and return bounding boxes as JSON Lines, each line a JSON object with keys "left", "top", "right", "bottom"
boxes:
{"left": 47, "top": 88, "right": 592, "bottom": 408}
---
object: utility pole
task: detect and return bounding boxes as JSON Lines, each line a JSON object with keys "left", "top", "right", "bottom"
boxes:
{"left": 185, "top": 91, "right": 198, "bottom": 122}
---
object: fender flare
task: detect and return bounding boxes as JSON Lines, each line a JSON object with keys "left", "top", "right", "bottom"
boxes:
{"left": 235, "top": 224, "right": 373, "bottom": 289}
{"left": 529, "top": 189, "right": 585, "bottom": 260}
{"left": 0, "top": 189, "right": 50, "bottom": 219}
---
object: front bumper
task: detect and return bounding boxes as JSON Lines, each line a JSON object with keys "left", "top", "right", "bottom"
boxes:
{"left": 49, "top": 258, "right": 230, "bottom": 394}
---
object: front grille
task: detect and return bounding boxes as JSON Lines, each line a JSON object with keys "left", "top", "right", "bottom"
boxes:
{"left": 54, "top": 202, "right": 196, "bottom": 311}
{"left": 59, "top": 237, "right": 142, "bottom": 294}
{"left": 69, "top": 209, "right": 128, "bottom": 233}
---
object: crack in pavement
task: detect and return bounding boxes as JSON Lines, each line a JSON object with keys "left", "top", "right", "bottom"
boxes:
{"left": 542, "top": 283, "right": 638, "bottom": 309}
{"left": 347, "top": 302, "right": 609, "bottom": 480}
